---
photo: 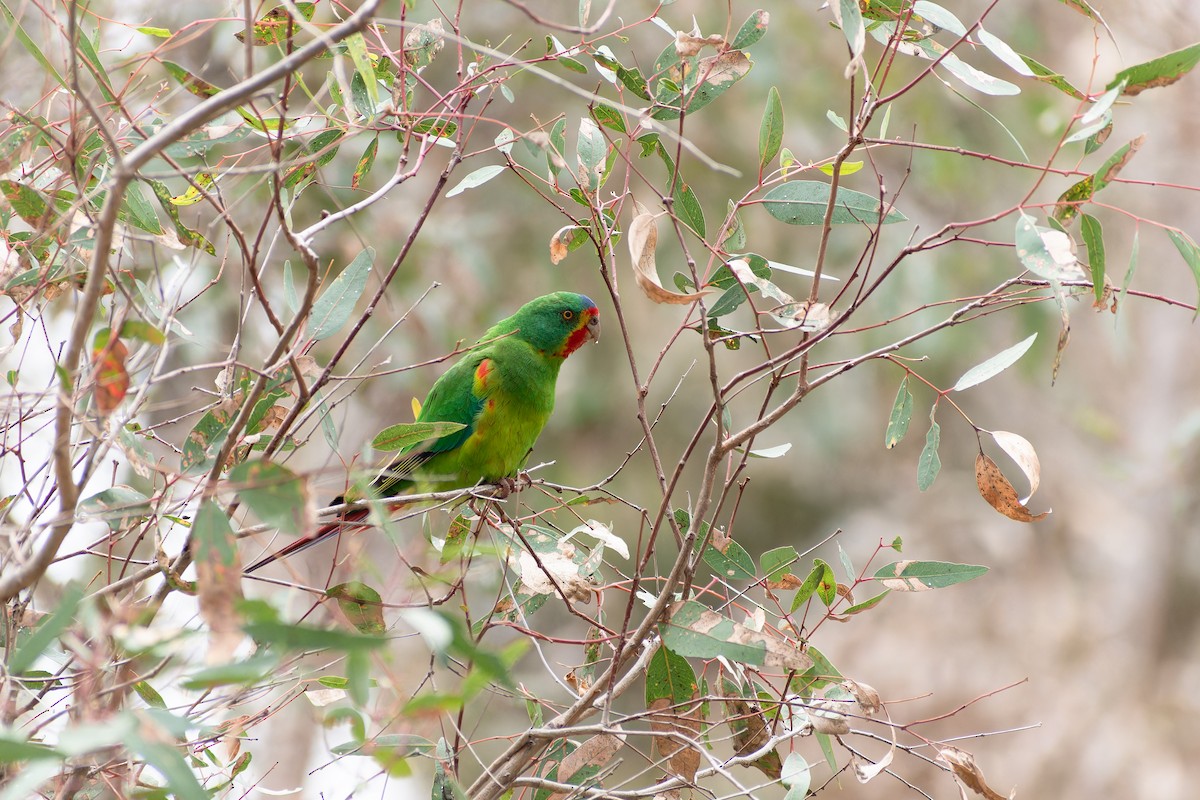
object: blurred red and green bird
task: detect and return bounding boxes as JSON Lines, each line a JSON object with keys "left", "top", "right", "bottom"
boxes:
{"left": 246, "top": 291, "right": 601, "bottom": 572}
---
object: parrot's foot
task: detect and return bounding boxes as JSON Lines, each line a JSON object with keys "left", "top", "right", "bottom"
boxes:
{"left": 493, "top": 472, "right": 533, "bottom": 499}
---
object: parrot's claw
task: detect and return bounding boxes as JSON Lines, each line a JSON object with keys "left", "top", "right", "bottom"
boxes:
{"left": 492, "top": 472, "right": 533, "bottom": 499}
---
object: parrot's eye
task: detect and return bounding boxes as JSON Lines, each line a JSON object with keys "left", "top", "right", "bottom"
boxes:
{"left": 561, "top": 309, "right": 575, "bottom": 321}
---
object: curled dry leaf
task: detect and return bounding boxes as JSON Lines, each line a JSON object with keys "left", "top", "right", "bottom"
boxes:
{"left": 937, "top": 746, "right": 1014, "bottom": 800}
{"left": 649, "top": 697, "right": 701, "bottom": 785}
{"left": 851, "top": 745, "right": 894, "bottom": 783}
{"left": 547, "top": 731, "right": 626, "bottom": 800}
{"left": 975, "top": 453, "right": 1050, "bottom": 522}
{"left": 518, "top": 547, "right": 597, "bottom": 602}
{"left": 676, "top": 30, "right": 726, "bottom": 58}
{"left": 773, "top": 301, "right": 833, "bottom": 332}
{"left": 628, "top": 202, "right": 711, "bottom": 304}
{"left": 806, "top": 698, "right": 851, "bottom": 735}
{"left": 842, "top": 679, "right": 882, "bottom": 717}
{"left": 727, "top": 695, "right": 782, "bottom": 779}
{"left": 989, "top": 431, "right": 1041, "bottom": 503}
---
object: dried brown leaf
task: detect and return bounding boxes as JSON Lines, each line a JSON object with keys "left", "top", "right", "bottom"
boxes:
{"left": 628, "top": 201, "right": 711, "bottom": 305}
{"left": 547, "top": 732, "right": 625, "bottom": 800}
{"left": 842, "top": 679, "right": 883, "bottom": 717}
{"left": 990, "top": 431, "right": 1041, "bottom": 502}
{"left": 937, "top": 746, "right": 1014, "bottom": 800}
{"left": 649, "top": 696, "right": 701, "bottom": 784}
{"left": 727, "top": 696, "right": 782, "bottom": 779}
{"left": 975, "top": 453, "right": 1050, "bottom": 522}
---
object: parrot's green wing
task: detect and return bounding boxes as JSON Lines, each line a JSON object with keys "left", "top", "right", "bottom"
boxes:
{"left": 371, "top": 352, "right": 489, "bottom": 496}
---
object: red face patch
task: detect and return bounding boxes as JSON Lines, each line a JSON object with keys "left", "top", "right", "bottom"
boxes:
{"left": 557, "top": 307, "right": 598, "bottom": 358}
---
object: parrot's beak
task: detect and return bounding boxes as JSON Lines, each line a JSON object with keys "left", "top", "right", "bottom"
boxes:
{"left": 585, "top": 311, "right": 601, "bottom": 343}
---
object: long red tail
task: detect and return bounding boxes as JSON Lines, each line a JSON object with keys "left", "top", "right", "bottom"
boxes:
{"left": 245, "top": 508, "right": 371, "bottom": 573}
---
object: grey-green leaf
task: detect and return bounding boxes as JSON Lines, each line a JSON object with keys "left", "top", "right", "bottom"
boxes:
{"left": 763, "top": 181, "right": 907, "bottom": 226}
{"left": 758, "top": 86, "right": 783, "bottom": 170}
{"left": 884, "top": 377, "right": 913, "bottom": 449}
{"left": 310, "top": 247, "right": 374, "bottom": 341}
{"left": 1080, "top": 214, "right": 1105, "bottom": 304}
{"left": 952, "top": 333, "right": 1038, "bottom": 392}
{"left": 916, "top": 416, "right": 941, "bottom": 492}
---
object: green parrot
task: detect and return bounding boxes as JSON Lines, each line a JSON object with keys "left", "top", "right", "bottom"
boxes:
{"left": 246, "top": 291, "right": 601, "bottom": 572}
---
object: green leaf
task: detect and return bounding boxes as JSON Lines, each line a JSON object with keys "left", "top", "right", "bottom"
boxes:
{"left": 590, "top": 103, "right": 627, "bottom": 134}
{"left": 874, "top": 560, "right": 988, "bottom": 590}
{"left": 722, "top": 200, "right": 746, "bottom": 250}
{"left": 1018, "top": 53, "right": 1085, "bottom": 99}
{"left": 372, "top": 421, "right": 467, "bottom": 451}
{"left": 952, "top": 333, "right": 1038, "bottom": 392}
{"left": 1080, "top": 213, "right": 1106, "bottom": 304}
{"left": 0, "top": 180, "right": 52, "bottom": 228}
{"left": 133, "top": 680, "right": 168, "bottom": 709}
{"left": 78, "top": 486, "right": 152, "bottom": 531}
{"left": 645, "top": 644, "right": 698, "bottom": 705}
{"left": 837, "top": 542, "right": 856, "bottom": 583}
{"left": 576, "top": 117, "right": 605, "bottom": 192}
{"left": 701, "top": 534, "right": 756, "bottom": 584}
{"left": 122, "top": 182, "right": 163, "bottom": 235}
{"left": 0, "top": 731, "right": 61, "bottom": 762}
{"left": 234, "top": 3, "right": 315, "bottom": 45}
{"left": 656, "top": 143, "right": 706, "bottom": 238}
{"left": 446, "top": 164, "right": 505, "bottom": 197}
{"left": 731, "top": 8, "right": 770, "bottom": 50}
{"left": 546, "top": 118, "right": 567, "bottom": 177}
{"left": 1108, "top": 42, "right": 1200, "bottom": 96}
{"left": 0, "top": 0, "right": 67, "bottom": 90}
{"left": 838, "top": 0, "right": 865, "bottom": 61}
{"left": 231, "top": 460, "right": 308, "bottom": 532}
{"left": 310, "top": 247, "right": 374, "bottom": 341}
{"left": 9, "top": 583, "right": 84, "bottom": 674}
{"left": 781, "top": 752, "right": 811, "bottom": 799}
{"left": 1166, "top": 229, "right": 1200, "bottom": 318}
{"left": 977, "top": 27, "right": 1034, "bottom": 77}
{"left": 817, "top": 161, "right": 863, "bottom": 177}
{"left": 760, "top": 546, "right": 800, "bottom": 583}
{"left": 916, "top": 412, "right": 941, "bottom": 492}
{"left": 147, "top": 178, "right": 215, "bottom": 254}
{"left": 244, "top": 620, "right": 388, "bottom": 653}
{"left": 327, "top": 582, "right": 386, "bottom": 634}
{"left": 913, "top": 0, "right": 966, "bottom": 35}
{"left": 762, "top": 181, "right": 907, "bottom": 226}
{"left": 1015, "top": 213, "right": 1082, "bottom": 280}
{"left": 651, "top": 48, "right": 753, "bottom": 121}
{"left": 912, "top": 37, "right": 1019, "bottom": 95}
{"left": 1119, "top": 229, "right": 1140, "bottom": 308}
{"left": 884, "top": 376, "right": 913, "bottom": 449}
{"left": 790, "top": 559, "right": 836, "bottom": 611}
{"left": 331, "top": 733, "right": 435, "bottom": 757}
{"left": 798, "top": 644, "right": 842, "bottom": 691}
{"left": 842, "top": 590, "right": 890, "bottom": 615}
{"left": 1054, "top": 137, "right": 1142, "bottom": 223}
{"left": 662, "top": 601, "right": 811, "bottom": 670}
{"left": 758, "top": 86, "right": 783, "bottom": 170}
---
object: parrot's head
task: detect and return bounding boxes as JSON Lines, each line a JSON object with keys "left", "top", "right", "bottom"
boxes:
{"left": 493, "top": 291, "right": 601, "bottom": 359}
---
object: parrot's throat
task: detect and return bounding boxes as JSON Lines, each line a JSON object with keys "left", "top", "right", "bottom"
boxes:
{"left": 557, "top": 326, "right": 590, "bottom": 358}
